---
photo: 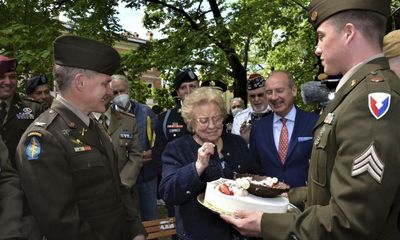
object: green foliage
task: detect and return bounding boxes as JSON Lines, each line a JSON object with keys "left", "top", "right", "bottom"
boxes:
{"left": 0, "top": 0, "right": 122, "bottom": 92}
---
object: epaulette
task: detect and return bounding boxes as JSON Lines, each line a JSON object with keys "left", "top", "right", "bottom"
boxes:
{"left": 22, "top": 97, "right": 41, "bottom": 104}
{"left": 366, "top": 70, "right": 390, "bottom": 93}
{"left": 31, "top": 108, "right": 58, "bottom": 130}
{"left": 116, "top": 108, "right": 136, "bottom": 118}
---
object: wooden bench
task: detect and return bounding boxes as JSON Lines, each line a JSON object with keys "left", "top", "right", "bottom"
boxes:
{"left": 142, "top": 217, "right": 176, "bottom": 239}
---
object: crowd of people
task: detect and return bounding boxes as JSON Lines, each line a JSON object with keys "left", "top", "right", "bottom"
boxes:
{"left": 1, "top": 0, "right": 400, "bottom": 240}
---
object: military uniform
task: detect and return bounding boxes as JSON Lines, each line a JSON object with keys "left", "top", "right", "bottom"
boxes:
{"left": 16, "top": 99, "right": 140, "bottom": 240}
{"left": 0, "top": 93, "right": 44, "bottom": 167}
{"left": 97, "top": 107, "right": 145, "bottom": 235}
{"left": 0, "top": 135, "right": 24, "bottom": 239}
{"left": 260, "top": 43, "right": 400, "bottom": 240}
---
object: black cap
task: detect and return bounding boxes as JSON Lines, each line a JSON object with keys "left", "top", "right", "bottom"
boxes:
{"left": 174, "top": 69, "right": 198, "bottom": 91}
{"left": 53, "top": 35, "right": 120, "bottom": 75}
{"left": 201, "top": 80, "right": 227, "bottom": 92}
{"left": 247, "top": 73, "right": 265, "bottom": 90}
{"left": 26, "top": 75, "right": 48, "bottom": 94}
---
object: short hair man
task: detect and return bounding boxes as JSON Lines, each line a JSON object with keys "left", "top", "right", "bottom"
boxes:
{"left": 383, "top": 29, "right": 400, "bottom": 77}
{"left": 110, "top": 74, "right": 158, "bottom": 221}
{"left": 250, "top": 71, "right": 318, "bottom": 188}
{"left": 93, "top": 104, "right": 146, "bottom": 238}
{"left": 16, "top": 35, "right": 144, "bottom": 240}
{"left": 25, "top": 74, "right": 53, "bottom": 108}
{"left": 221, "top": 1, "right": 400, "bottom": 239}
{"left": 230, "top": 97, "right": 245, "bottom": 117}
{"left": 0, "top": 55, "right": 43, "bottom": 168}
{"left": 231, "top": 73, "right": 270, "bottom": 135}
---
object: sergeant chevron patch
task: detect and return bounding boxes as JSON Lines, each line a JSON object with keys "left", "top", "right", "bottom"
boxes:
{"left": 351, "top": 144, "right": 384, "bottom": 183}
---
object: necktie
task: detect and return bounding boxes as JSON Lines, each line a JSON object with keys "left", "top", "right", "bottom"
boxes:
{"left": 278, "top": 118, "right": 288, "bottom": 164}
{"left": 0, "top": 102, "right": 7, "bottom": 126}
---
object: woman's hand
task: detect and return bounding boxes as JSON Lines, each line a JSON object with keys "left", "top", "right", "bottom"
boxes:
{"left": 195, "top": 142, "right": 215, "bottom": 175}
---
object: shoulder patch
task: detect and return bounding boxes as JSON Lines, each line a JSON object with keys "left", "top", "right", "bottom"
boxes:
{"left": 26, "top": 136, "right": 41, "bottom": 160}
{"left": 368, "top": 92, "right": 390, "bottom": 120}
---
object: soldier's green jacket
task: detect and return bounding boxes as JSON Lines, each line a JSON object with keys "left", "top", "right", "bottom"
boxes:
{"left": 0, "top": 93, "right": 43, "bottom": 167}
{"left": 102, "top": 107, "right": 145, "bottom": 235}
{"left": 106, "top": 107, "right": 143, "bottom": 188}
{"left": 16, "top": 99, "right": 142, "bottom": 240}
{"left": 261, "top": 57, "right": 400, "bottom": 240}
{"left": 0, "top": 136, "right": 23, "bottom": 239}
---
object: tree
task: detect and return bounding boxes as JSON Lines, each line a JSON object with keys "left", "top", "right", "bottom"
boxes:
{"left": 122, "top": 0, "right": 318, "bottom": 105}
{"left": 0, "top": 0, "right": 122, "bottom": 90}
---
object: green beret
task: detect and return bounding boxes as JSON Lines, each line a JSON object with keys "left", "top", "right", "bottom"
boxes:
{"left": 383, "top": 30, "right": 400, "bottom": 58}
{"left": 53, "top": 35, "right": 120, "bottom": 75}
{"left": 307, "top": 0, "right": 391, "bottom": 28}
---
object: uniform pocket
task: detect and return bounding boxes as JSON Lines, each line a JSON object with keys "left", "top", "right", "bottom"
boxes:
{"left": 310, "top": 124, "right": 331, "bottom": 187}
{"left": 70, "top": 150, "right": 107, "bottom": 199}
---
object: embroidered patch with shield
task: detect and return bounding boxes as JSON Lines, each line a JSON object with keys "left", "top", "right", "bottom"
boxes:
{"left": 368, "top": 92, "right": 390, "bottom": 120}
{"left": 351, "top": 144, "right": 384, "bottom": 183}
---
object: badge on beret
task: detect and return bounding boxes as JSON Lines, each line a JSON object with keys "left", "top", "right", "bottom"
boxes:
{"left": 247, "top": 75, "right": 265, "bottom": 90}
{"left": 310, "top": 11, "right": 318, "bottom": 22}
{"left": 26, "top": 136, "right": 41, "bottom": 160}
{"left": 368, "top": 92, "right": 390, "bottom": 120}
{"left": 351, "top": 144, "right": 384, "bottom": 183}
{"left": 188, "top": 70, "right": 195, "bottom": 80}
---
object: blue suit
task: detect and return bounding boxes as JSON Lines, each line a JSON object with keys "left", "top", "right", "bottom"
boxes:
{"left": 249, "top": 107, "right": 318, "bottom": 188}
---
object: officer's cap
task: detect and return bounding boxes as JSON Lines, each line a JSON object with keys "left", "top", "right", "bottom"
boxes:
{"left": 174, "top": 69, "right": 198, "bottom": 91}
{"left": 307, "top": 0, "right": 391, "bottom": 29}
{"left": 0, "top": 55, "right": 17, "bottom": 76}
{"left": 247, "top": 73, "right": 265, "bottom": 90}
{"left": 53, "top": 35, "right": 120, "bottom": 75}
{"left": 383, "top": 30, "right": 400, "bottom": 59}
{"left": 26, "top": 74, "right": 48, "bottom": 95}
{"left": 201, "top": 80, "right": 227, "bottom": 92}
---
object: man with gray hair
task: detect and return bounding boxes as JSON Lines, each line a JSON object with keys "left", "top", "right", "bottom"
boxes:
{"left": 110, "top": 74, "right": 158, "bottom": 221}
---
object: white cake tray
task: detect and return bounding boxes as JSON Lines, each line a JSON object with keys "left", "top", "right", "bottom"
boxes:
{"left": 197, "top": 193, "right": 301, "bottom": 216}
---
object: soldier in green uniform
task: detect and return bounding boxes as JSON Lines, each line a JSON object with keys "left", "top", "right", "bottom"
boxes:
{"left": 16, "top": 35, "right": 144, "bottom": 240}
{"left": 93, "top": 105, "right": 146, "bottom": 238}
{"left": 0, "top": 135, "right": 24, "bottom": 240}
{"left": 221, "top": 0, "right": 400, "bottom": 239}
{"left": 0, "top": 55, "right": 44, "bottom": 168}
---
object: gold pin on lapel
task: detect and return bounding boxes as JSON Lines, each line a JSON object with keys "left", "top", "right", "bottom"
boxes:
{"left": 350, "top": 79, "right": 357, "bottom": 87}
{"left": 80, "top": 128, "right": 87, "bottom": 136}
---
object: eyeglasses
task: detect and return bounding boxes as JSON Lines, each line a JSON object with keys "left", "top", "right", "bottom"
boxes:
{"left": 195, "top": 115, "right": 224, "bottom": 128}
{"left": 248, "top": 92, "right": 265, "bottom": 99}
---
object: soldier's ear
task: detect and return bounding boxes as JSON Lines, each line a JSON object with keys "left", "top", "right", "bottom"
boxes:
{"left": 74, "top": 73, "right": 86, "bottom": 91}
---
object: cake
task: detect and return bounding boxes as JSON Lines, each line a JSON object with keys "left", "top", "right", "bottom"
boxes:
{"left": 204, "top": 178, "right": 289, "bottom": 214}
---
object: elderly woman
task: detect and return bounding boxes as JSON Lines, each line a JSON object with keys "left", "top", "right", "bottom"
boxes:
{"left": 159, "top": 87, "right": 258, "bottom": 240}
